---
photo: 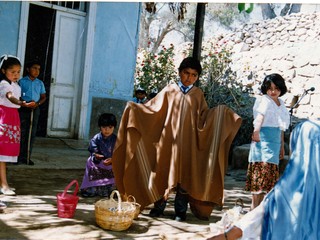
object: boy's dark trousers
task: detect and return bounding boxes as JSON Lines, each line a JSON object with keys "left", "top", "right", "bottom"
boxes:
{"left": 151, "top": 184, "right": 189, "bottom": 220}
{"left": 18, "top": 106, "right": 40, "bottom": 164}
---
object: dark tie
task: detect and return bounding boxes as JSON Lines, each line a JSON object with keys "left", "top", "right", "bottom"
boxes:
{"left": 181, "top": 85, "right": 188, "bottom": 93}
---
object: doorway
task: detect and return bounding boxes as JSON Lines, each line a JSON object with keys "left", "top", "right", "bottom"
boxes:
{"left": 23, "top": 3, "right": 85, "bottom": 138}
{"left": 24, "top": 4, "right": 55, "bottom": 137}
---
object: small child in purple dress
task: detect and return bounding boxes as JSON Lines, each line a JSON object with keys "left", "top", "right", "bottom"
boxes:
{"left": 80, "top": 113, "right": 117, "bottom": 197}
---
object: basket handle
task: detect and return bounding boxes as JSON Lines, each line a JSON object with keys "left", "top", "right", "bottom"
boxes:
{"left": 127, "top": 195, "right": 136, "bottom": 204}
{"left": 61, "top": 180, "right": 79, "bottom": 198}
{"left": 235, "top": 198, "right": 244, "bottom": 208}
{"left": 110, "top": 190, "right": 122, "bottom": 211}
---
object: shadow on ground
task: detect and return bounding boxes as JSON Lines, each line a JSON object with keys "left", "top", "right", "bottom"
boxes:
{"left": 0, "top": 138, "right": 251, "bottom": 240}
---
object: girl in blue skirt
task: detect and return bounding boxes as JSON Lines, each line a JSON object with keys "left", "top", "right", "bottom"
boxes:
{"left": 245, "top": 73, "right": 290, "bottom": 209}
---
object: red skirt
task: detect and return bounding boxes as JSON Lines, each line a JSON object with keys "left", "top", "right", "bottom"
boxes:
{"left": 0, "top": 105, "right": 21, "bottom": 156}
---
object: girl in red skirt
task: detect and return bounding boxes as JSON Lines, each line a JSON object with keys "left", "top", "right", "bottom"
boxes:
{"left": 0, "top": 55, "right": 34, "bottom": 196}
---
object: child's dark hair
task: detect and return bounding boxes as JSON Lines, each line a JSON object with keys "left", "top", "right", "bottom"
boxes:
{"left": 261, "top": 73, "right": 287, "bottom": 97}
{"left": 135, "top": 88, "right": 146, "bottom": 95}
{"left": 26, "top": 59, "right": 41, "bottom": 69}
{"left": 178, "top": 57, "right": 202, "bottom": 76}
{"left": 0, "top": 55, "right": 21, "bottom": 70}
{"left": 0, "top": 55, "right": 21, "bottom": 80}
{"left": 98, "top": 113, "right": 117, "bottom": 128}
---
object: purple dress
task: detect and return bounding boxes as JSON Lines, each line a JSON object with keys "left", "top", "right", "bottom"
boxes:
{"left": 80, "top": 133, "right": 117, "bottom": 190}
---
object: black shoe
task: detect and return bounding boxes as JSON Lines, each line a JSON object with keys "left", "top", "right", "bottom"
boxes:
{"left": 13, "top": 161, "right": 26, "bottom": 165}
{"left": 16, "top": 160, "right": 34, "bottom": 165}
{"left": 27, "top": 160, "right": 34, "bottom": 165}
{"left": 149, "top": 208, "right": 164, "bottom": 217}
{"left": 174, "top": 213, "right": 186, "bottom": 222}
{"left": 80, "top": 187, "right": 97, "bottom": 197}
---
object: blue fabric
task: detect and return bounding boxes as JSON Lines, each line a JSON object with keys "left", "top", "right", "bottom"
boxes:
{"left": 248, "top": 127, "right": 281, "bottom": 164}
{"left": 177, "top": 81, "right": 192, "bottom": 93}
{"left": 80, "top": 133, "right": 117, "bottom": 189}
{"left": 19, "top": 76, "right": 46, "bottom": 102}
{"left": 262, "top": 120, "right": 320, "bottom": 239}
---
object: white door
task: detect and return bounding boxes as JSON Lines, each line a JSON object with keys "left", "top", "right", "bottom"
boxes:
{"left": 47, "top": 11, "right": 85, "bottom": 138}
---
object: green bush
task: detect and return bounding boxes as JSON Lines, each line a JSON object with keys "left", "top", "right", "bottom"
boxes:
{"left": 135, "top": 44, "right": 176, "bottom": 94}
{"left": 199, "top": 39, "right": 254, "bottom": 146}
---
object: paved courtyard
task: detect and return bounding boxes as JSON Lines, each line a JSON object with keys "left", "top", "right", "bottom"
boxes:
{"left": 0, "top": 138, "right": 250, "bottom": 240}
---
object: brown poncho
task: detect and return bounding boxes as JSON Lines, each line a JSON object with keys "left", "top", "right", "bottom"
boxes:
{"left": 112, "top": 83, "right": 242, "bottom": 218}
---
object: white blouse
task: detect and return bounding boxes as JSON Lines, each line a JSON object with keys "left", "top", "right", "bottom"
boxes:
{"left": 253, "top": 95, "right": 290, "bottom": 131}
{"left": 0, "top": 80, "right": 21, "bottom": 108}
{"left": 234, "top": 201, "right": 264, "bottom": 239}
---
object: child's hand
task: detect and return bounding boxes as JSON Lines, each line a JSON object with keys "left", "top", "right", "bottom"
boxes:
{"left": 94, "top": 153, "right": 104, "bottom": 160}
{"left": 206, "top": 234, "right": 225, "bottom": 240}
{"left": 19, "top": 101, "right": 27, "bottom": 107}
{"left": 22, "top": 101, "right": 37, "bottom": 108}
{"left": 252, "top": 131, "right": 260, "bottom": 142}
{"left": 21, "top": 101, "right": 35, "bottom": 108}
{"left": 103, "top": 158, "right": 112, "bottom": 166}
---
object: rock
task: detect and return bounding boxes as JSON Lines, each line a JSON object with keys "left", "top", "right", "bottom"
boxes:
{"left": 222, "top": 12, "right": 320, "bottom": 121}
{"left": 232, "top": 144, "right": 250, "bottom": 169}
{"left": 233, "top": 42, "right": 250, "bottom": 53}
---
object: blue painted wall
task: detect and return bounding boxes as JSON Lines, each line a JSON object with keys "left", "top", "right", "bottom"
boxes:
{"left": 0, "top": 2, "right": 21, "bottom": 56}
{"left": 86, "top": 2, "right": 141, "bottom": 138}
{"left": 89, "top": 2, "right": 141, "bottom": 100}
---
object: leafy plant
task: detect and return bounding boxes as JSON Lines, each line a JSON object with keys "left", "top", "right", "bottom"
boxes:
{"left": 135, "top": 43, "right": 176, "bottom": 94}
{"left": 238, "top": 3, "right": 254, "bottom": 13}
{"left": 199, "top": 39, "right": 254, "bottom": 146}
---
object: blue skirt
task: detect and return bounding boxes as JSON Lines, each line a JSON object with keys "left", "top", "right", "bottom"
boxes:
{"left": 248, "top": 127, "right": 281, "bottom": 165}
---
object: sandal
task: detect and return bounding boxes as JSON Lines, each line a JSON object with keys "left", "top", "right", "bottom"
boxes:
{"left": 0, "top": 201, "right": 7, "bottom": 210}
{"left": 0, "top": 188, "right": 16, "bottom": 196}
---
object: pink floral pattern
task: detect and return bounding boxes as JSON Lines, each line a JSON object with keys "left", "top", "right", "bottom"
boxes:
{"left": 0, "top": 123, "right": 21, "bottom": 144}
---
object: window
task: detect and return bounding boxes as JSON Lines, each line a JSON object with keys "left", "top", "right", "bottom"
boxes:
{"left": 44, "top": 1, "right": 87, "bottom": 12}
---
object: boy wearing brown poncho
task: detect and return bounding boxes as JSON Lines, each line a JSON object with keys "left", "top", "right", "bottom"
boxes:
{"left": 112, "top": 57, "right": 242, "bottom": 221}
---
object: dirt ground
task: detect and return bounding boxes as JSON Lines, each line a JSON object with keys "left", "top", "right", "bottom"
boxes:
{"left": 0, "top": 138, "right": 250, "bottom": 240}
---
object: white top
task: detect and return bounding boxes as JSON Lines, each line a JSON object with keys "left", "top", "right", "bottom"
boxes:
{"left": 253, "top": 95, "right": 290, "bottom": 131}
{"left": 0, "top": 80, "right": 21, "bottom": 108}
{"left": 234, "top": 202, "right": 264, "bottom": 239}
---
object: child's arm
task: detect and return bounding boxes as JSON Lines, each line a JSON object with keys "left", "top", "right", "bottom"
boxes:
{"left": 88, "top": 137, "right": 104, "bottom": 163}
{"left": 206, "top": 226, "right": 243, "bottom": 240}
{"left": 94, "top": 153, "right": 104, "bottom": 160}
{"left": 6, "top": 91, "right": 34, "bottom": 107}
{"left": 28, "top": 93, "right": 47, "bottom": 109}
{"left": 252, "top": 113, "right": 264, "bottom": 142}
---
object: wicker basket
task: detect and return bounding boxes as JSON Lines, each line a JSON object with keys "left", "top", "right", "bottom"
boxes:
{"left": 127, "top": 195, "right": 141, "bottom": 219}
{"left": 95, "top": 190, "right": 136, "bottom": 231}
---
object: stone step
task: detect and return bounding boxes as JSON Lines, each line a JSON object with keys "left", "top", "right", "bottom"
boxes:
{"left": 34, "top": 137, "right": 88, "bottom": 150}
{"left": 231, "top": 144, "right": 289, "bottom": 174}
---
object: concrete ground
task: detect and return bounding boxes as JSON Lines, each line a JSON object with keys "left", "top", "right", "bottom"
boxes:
{"left": 0, "top": 138, "right": 251, "bottom": 240}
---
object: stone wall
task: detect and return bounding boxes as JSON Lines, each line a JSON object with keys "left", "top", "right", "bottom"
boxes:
{"left": 220, "top": 12, "right": 320, "bottom": 121}
{"left": 220, "top": 12, "right": 320, "bottom": 169}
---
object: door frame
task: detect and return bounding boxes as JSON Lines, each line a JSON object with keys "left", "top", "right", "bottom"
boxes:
{"left": 17, "top": 1, "right": 96, "bottom": 139}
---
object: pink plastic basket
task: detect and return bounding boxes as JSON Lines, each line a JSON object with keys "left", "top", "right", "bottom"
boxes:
{"left": 57, "top": 180, "right": 79, "bottom": 218}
